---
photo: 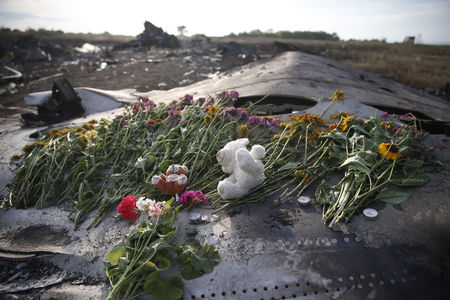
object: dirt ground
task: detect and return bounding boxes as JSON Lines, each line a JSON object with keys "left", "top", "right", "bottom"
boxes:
{"left": 1, "top": 33, "right": 449, "bottom": 124}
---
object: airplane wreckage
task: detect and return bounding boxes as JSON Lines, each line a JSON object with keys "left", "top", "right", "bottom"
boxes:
{"left": 0, "top": 51, "right": 449, "bottom": 299}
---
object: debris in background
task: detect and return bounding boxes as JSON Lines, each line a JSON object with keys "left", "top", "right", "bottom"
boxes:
{"left": 22, "top": 78, "right": 84, "bottom": 125}
{"left": 74, "top": 43, "right": 102, "bottom": 54}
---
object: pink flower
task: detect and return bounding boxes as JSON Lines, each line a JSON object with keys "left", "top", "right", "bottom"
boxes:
{"left": 148, "top": 200, "right": 167, "bottom": 219}
{"left": 133, "top": 97, "right": 156, "bottom": 114}
{"left": 178, "top": 190, "right": 209, "bottom": 206}
{"left": 381, "top": 112, "right": 389, "bottom": 118}
{"left": 114, "top": 116, "right": 128, "bottom": 126}
{"left": 117, "top": 195, "right": 139, "bottom": 219}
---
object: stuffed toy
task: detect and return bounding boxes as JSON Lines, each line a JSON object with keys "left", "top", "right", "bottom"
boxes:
{"left": 216, "top": 138, "right": 265, "bottom": 200}
{"left": 152, "top": 164, "right": 188, "bottom": 195}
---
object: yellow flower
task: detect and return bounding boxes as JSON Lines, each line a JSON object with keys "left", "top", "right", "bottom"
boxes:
{"left": 10, "top": 154, "right": 22, "bottom": 160}
{"left": 330, "top": 111, "right": 352, "bottom": 119}
{"left": 77, "top": 130, "right": 97, "bottom": 147}
{"left": 378, "top": 143, "right": 403, "bottom": 160}
{"left": 309, "top": 129, "right": 323, "bottom": 140}
{"left": 204, "top": 115, "right": 213, "bottom": 125}
{"left": 280, "top": 122, "right": 293, "bottom": 129}
{"left": 271, "top": 133, "right": 281, "bottom": 141}
{"left": 331, "top": 89, "right": 344, "bottom": 103}
{"left": 48, "top": 129, "right": 58, "bottom": 137}
{"left": 326, "top": 123, "right": 338, "bottom": 132}
{"left": 339, "top": 116, "right": 350, "bottom": 131}
{"left": 82, "top": 123, "right": 96, "bottom": 130}
{"left": 88, "top": 119, "right": 98, "bottom": 124}
{"left": 238, "top": 125, "right": 249, "bottom": 138}
{"left": 294, "top": 170, "right": 313, "bottom": 184}
{"left": 291, "top": 114, "right": 325, "bottom": 127}
{"left": 208, "top": 105, "right": 218, "bottom": 115}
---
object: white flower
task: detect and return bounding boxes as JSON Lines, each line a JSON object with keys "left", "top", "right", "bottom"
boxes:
{"left": 136, "top": 197, "right": 166, "bottom": 219}
{"left": 136, "top": 197, "right": 154, "bottom": 212}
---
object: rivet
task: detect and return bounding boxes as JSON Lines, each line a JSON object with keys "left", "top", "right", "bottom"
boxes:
{"left": 363, "top": 208, "right": 378, "bottom": 220}
{"left": 297, "top": 196, "right": 311, "bottom": 206}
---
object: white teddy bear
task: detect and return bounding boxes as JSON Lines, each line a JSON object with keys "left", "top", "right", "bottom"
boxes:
{"left": 216, "top": 138, "right": 266, "bottom": 200}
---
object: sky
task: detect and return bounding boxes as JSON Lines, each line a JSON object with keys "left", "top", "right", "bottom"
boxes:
{"left": 0, "top": 0, "right": 449, "bottom": 45}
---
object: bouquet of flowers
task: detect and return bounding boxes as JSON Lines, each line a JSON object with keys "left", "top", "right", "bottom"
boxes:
{"left": 106, "top": 195, "right": 220, "bottom": 300}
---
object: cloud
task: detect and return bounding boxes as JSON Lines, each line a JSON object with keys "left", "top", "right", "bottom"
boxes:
{"left": 0, "top": 10, "right": 70, "bottom": 22}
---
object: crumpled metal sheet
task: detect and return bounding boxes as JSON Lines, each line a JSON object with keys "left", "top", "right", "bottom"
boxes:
{"left": 0, "top": 52, "right": 449, "bottom": 299}
{"left": 140, "top": 51, "right": 450, "bottom": 122}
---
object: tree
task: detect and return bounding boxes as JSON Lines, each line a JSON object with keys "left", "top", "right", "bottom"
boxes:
{"left": 177, "top": 26, "right": 187, "bottom": 36}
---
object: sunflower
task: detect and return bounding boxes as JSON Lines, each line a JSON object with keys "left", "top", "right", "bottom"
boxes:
{"left": 331, "top": 89, "right": 344, "bottom": 103}
{"left": 207, "top": 105, "right": 218, "bottom": 115}
{"left": 294, "top": 170, "right": 313, "bottom": 184}
{"left": 237, "top": 125, "right": 249, "bottom": 138}
{"left": 339, "top": 116, "right": 350, "bottom": 131}
{"left": 204, "top": 115, "right": 213, "bottom": 125}
{"left": 378, "top": 143, "right": 403, "bottom": 160}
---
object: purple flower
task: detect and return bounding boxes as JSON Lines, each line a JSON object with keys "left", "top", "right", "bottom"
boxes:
{"left": 230, "top": 90, "right": 239, "bottom": 99}
{"left": 235, "top": 108, "right": 248, "bottom": 119}
{"left": 194, "top": 97, "right": 206, "bottom": 106}
{"left": 167, "top": 106, "right": 182, "bottom": 124}
{"left": 114, "top": 117, "right": 128, "bottom": 126}
{"left": 216, "top": 91, "right": 229, "bottom": 100}
{"left": 178, "top": 190, "right": 209, "bottom": 206}
{"left": 393, "top": 113, "right": 414, "bottom": 120}
{"left": 247, "top": 116, "right": 262, "bottom": 126}
{"left": 391, "top": 125, "right": 403, "bottom": 136}
{"left": 179, "top": 94, "right": 193, "bottom": 106}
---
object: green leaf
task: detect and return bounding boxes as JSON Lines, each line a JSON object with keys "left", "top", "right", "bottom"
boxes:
{"left": 180, "top": 264, "right": 203, "bottom": 280}
{"left": 278, "top": 162, "right": 298, "bottom": 171}
{"left": 106, "top": 241, "right": 126, "bottom": 264}
{"left": 350, "top": 124, "right": 370, "bottom": 136}
{"left": 339, "top": 155, "right": 371, "bottom": 176}
{"left": 150, "top": 239, "right": 173, "bottom": 252}
{"left": 176, "top": 239, "right": 220, "bottom": 280}
{"left": 375, "top": 189, "right": 410, "bottom": 204}
{"left": 390, "top": 178, "right": 428, "bottom": 186}
{"left": 144, "top": 272, "right": 184, "bottom": 300}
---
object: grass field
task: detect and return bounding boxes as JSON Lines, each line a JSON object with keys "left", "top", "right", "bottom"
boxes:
{"left": 213, "top": 37, "right": 450, "bottom": 94}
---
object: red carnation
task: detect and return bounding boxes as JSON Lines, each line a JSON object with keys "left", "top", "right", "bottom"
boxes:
{"left": 117, "top": 195, "right": 139, "bottom": 219}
